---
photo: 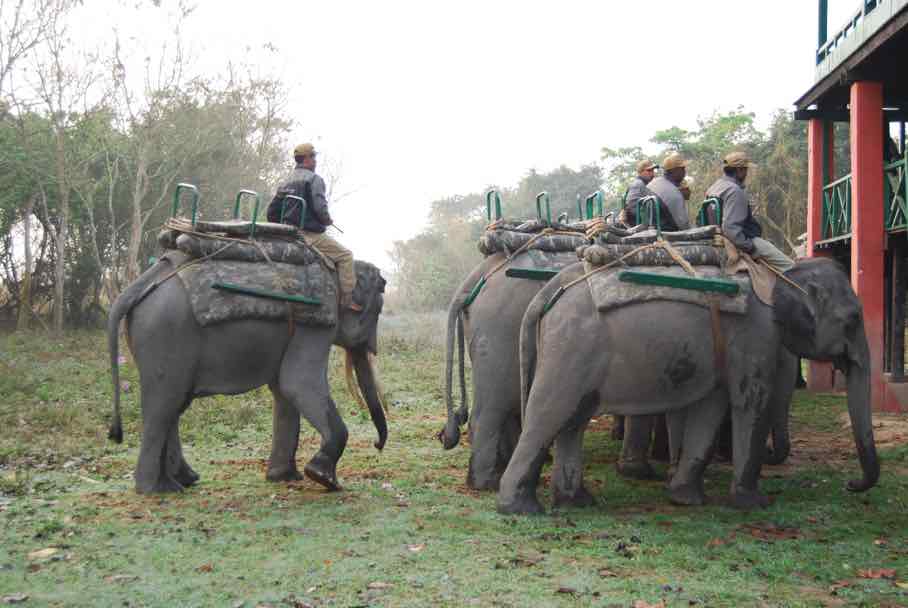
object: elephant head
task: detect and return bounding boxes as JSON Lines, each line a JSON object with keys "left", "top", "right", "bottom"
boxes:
{"left": 773, "top": 257, "right": 879, "bottom": 492}
{"left": 336, "top": 261, "right": 389, "bottom": 450}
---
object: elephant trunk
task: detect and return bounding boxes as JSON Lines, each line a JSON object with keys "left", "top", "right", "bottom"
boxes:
{"left": 843, "top": 328, "right": 880, "bottom": 492}
{"left": 439, "top": 297, "right": 468, "bottom": 450}
{"left": 348, "top": 348, "right": 388, "bottom": 450}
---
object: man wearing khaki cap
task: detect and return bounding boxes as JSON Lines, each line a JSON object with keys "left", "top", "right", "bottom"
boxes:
{"left": 706, "top": 151, "right": 793, "bottom": 272}
{"left": 644, "top": 152, "right": 690, "bottom": 231}
{"left": 622, "top": 159, "right": 657, "bottom": 225}
{"left": 267, "top": 143, "right": 360, "bottom": 310}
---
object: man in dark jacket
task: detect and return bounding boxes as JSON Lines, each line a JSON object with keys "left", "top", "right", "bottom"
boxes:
{"left": 622, "top": 159, "right": 657, "bottom": 225}
{"left": 706, "top": 151, "right": 793, "bottom": 271}
{"left": 267, "top": 143, "right": 359, "bottom": 310}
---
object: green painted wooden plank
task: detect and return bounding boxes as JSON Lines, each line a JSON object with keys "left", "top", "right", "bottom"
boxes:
{"left": 212, "top": 282, "right": 321, "bottom": 305}
{"left": 618, "top": 270, "right": 740, "bottom": 295}
{"left": 505, "top": 268, "right": 560, "bottom": 281}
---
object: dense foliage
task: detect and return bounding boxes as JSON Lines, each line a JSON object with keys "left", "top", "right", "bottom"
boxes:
{"left": 0, "top": 0, "right": 293, "bottom": 330}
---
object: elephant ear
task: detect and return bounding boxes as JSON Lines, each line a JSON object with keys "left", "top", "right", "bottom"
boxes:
{"left": 773, "top": 278, "right": 818, "bottom": 351}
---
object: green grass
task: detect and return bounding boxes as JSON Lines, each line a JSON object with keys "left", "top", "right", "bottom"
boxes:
{"left": 1, "top": 318, "right": 908, "bottom": 607}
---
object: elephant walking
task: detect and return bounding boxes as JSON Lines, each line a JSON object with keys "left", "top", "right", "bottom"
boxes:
{"left": 498, "top": 258, "right": 879, "bottom": 514}
{"left": 107, "top": 254, "right": 387, "bottom": 494}
{"left": 440, "top": 250, "right": 662, "bottom": 489}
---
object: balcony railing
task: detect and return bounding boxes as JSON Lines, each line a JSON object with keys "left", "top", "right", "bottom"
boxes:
{"left": 885, "top": 155, "right": 908, "bottom": 231}
{"left": 822, "top": 174, "right": 853, "bottom": 239}
{"left": 815, "top": 0, "right": 908, "bottom": 78}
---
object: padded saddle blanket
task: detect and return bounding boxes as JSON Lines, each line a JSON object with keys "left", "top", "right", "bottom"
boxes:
{"left": 512, "top": 248, "right": 579, "bottom": 270}
{"left": 586, "top": 265, "right": 751, "bottom": 316}
{"left": 478, "top": 229, "right": 588, "bottom": 256}
{"left": 578, "top": 243, "right": 725, "bottom": 267}
{"left": 596, "top": 225, "right": 719, "bottom": 246}
{"left": 173, "top": 254, "right": 337, "bottom": 328}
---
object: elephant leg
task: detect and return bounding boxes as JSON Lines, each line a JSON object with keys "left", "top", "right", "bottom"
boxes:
{"left": 278, "top": 332, "right": 347, "bottom": 492}
{"left": 651, "top": 414, "right": 670, "bottom": 462}
{"left": 667, "top": 391, "right": 726, "bottom": 506}
{"left": 611, "top": 415, "right": 625, "bottom": 441}
{"left": 135, "top": 384, "right": 187, "bottom": 494}
{"left": 617, "top": 416, "right": 657, "bottom": 480}
{"left": 266, "top": 384, "right": 303, "bottom": 482}
{"left": 714, "top": 413, "right": 733, "bottom": 462}
{"left": 765, "top": 352, "right": 797, "bottom": 466}
{"left": 729, "top": 394, "right": 773, "bottom": 509}
{"left": 665, "top": 409, "right": 686, "bottom": 481}
{"left": 498, "top": 383, "right": 598, "bottom": 516}
{"left": 552, "top": 417, "right": 596, "bottom": 509}
{"left": 467, "top": 397, "right": 515, "bottom": 491}
{"left": 165, "top": 407, "right": 199, "bottom": 487}
{"left": 499, "top": 411, "right": 521, "bottom": 468}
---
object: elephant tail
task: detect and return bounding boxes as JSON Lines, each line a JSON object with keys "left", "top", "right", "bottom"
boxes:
{"left": 519, "top": 286, "right": 548, "bottom": 427}
{"left": 439, "top": 294, "right": 469, "bottom": 450}
{"left": 106, "top": 260, "right": 170, "bottom": 444}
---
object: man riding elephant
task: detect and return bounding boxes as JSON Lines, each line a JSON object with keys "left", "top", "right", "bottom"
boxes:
{"left": 268, "top": 143, "right": 361, "bottom": 311}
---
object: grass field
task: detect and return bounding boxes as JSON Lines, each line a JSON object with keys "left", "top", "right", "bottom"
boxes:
{"left": 2, "top": 315, "right": 908, "bottom": 607}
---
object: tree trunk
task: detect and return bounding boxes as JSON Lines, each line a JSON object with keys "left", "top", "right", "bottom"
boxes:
{"left": 52, "top": 126, "right": 69, "bottom": 334}
{"left": 126, "top": 147, "right": 149, "bottom": 283}
{"left": 16, "top": 193, "right": 37, "bottom": 331}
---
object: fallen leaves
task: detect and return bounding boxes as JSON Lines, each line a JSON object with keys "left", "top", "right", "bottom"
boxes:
{"left": 2, "top": 594, "right": 29, "bottom": 605}
{"left": 366, "top": 581, "right": 393, "bottom": 590}
{"left": 406, "top": 543, "right": 425, "bottom": 553}
{"left": 856, "top": 568, "right": 896, "bottom": 580}
{"left": 738, "top": 522, "right": 801, "bottom": 542}
{"left": 103, "top": 574, "right": 139, "bottom": 584}
{"left": 195, "top": 563, "right": 214, "bottom": 573}
{"left": 633, "top": 600, "right": 666, "bottom": 608}
{"left": 597, "top": 568, "right": 619, "bottom": 578}
{"left": 26, "top": 547, "right": 59, "bottom": 561}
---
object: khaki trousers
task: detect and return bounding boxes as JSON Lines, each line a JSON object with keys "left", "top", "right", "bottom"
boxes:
{"left": 752, "top": 237, "right": 794, "bottom": 273}
{"left": 301, "top": 231, "right": 356, "bottom": 299}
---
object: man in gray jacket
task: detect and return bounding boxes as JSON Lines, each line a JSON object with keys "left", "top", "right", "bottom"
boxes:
{"left": 267, "top": 143, "right": 360, "bottom": 310}
{"left": 622, "top": 159, "right": 657, "bottom": 225}
{"left": 645, "top": 152, "right": 690, "bottom": 231}
{"left": 706, "top": 151, "right": 793, "bottom": 272}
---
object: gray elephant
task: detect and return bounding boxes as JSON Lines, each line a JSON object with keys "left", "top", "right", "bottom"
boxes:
{"left": 440, "top": 249, "right": 669, "bottom": 488}
{"left": 107, "top": 253, "right": 387, "bottom": 494}
{"left": 498, "top": 258, "right": 879, "bottom": 514}
{"left": 440, "top": 250, "right": 575, "bottom": 489}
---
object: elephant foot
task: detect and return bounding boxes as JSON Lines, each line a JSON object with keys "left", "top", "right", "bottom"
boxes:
{"left": 467, "top": 471, "right": 500, "bottom": 492}
{"left": 174, "top": 460, "right": 200, "bottom": 487}
{"left": 730, "top": 489, "right": 770, "bottom": 510}
{"left": 266, "top": 465, "right": 304, "bottom": 483}
{"left": 497, "top": 492, "right": 545, "bottom": 516}
{"left": 616, "top": 460, "right": 660, "bottom": 481}
{"left": 135, "top": 474, "right": 185, "bottom": 495}
{"left": 553, "top": 484, "right": 596, "bottom": 509}
{"left": 303, "top": 456, "right": 342, "bottom": 492}
{"left": 667, "top": 481, "right": 706, "bottom": 506}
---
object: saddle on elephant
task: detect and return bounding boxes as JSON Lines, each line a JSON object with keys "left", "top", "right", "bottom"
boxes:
{"left": 155, "top": 216, "right": 339, "bottom": 328}
{"left": 569, "top": 225, "right": 779, "bottom": 316}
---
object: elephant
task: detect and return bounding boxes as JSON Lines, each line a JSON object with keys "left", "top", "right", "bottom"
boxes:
{"left": 106, "top": 253, "right": 388, "bottom": 495}
{"left": 439, "top": 250, "right": 666, "bottom": 489}
{"left": 497, "top": 257, "right": 879, "bottom": 514}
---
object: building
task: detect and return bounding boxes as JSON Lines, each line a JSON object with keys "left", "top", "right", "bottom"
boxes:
{"left": 795, "top": 0, "right": 908, "bottom": 410}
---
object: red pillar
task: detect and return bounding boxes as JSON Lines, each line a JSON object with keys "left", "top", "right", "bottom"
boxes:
{"left": 806, "top": 119, "right": 836, "bottom": 390}
{"left": 849, "top": 81, "right": 888, "bottom": 410}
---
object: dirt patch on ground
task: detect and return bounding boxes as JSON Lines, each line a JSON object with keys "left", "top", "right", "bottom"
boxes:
{"left": 769, "top": 413, "right": 908, "bottom": 477}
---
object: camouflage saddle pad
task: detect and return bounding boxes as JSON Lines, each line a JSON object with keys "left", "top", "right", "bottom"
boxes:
{"left": 174, "top": 256, "right": 337, "bottom": 328}
{"left": 578, "top": 242, "right": 726, "bottom": 267}
{"left": 586, "top": 265, "right": 750, "bottom": 316}
{"left": 595, "top": 225, "right": 720, "bottom": 246}
{"left": 478, "top": 229, "right": 588, "bottom": 256}
{"left": 511, "top": 249, "right": 579, "bottom": 271}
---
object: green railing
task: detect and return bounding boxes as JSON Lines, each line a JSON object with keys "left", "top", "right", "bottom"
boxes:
{"left": 885, "top": 155, "right": 908, "bottom": 231}
{"left": 822, "top": 174, "right": 852, "bottom": 239}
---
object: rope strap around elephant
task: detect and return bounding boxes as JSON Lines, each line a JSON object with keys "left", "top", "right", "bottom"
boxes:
{"left": 464, "top": 227, "right": 568, "bottom": 308}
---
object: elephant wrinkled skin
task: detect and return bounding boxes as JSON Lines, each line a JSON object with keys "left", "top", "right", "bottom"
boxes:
{"left": 107, "top": 254, "right": 387, "bottom": 495}
{"left": 498, "top": 258, "right": 879, "bottom": 515}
